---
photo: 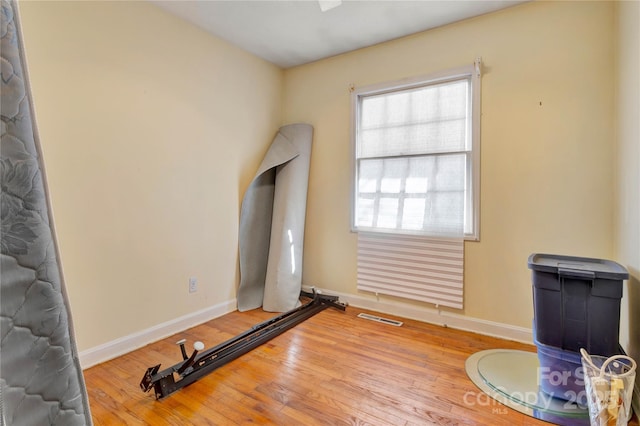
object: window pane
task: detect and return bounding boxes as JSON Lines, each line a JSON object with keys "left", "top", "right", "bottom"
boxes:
{"left": 357, "top": 198, "right": 375, "bottom": 227}
{"left": 358, "top": 158, "right": 382, "bottom": 179}
{"left": 426, "top": 191, "right": 464, "bottom": 234}
{"left": 405, "top": 177, "right": 428, "bottom": 193}
{"left": 356, "top": 154, "right": 466, "bottom": 234}
{"left": 377, "top": 198, "right": 398, "bottom": 228}
{"left": 433, "top": 155, "right": 465, "bottom": 191}
{"left": 379, "top": 158, "right": 405, "bottom": 193}
{"left": 358, "top": 178, "right": 377, "bottom": 193}
{"left": 402, "top": 198, "right": 425, "bottom": 230}
{"left": 358, "top": 159, "right": 381, "bottom": 193}
{"left": 380, "top": 178, "right": 401, "bottom": 193}
{"left": 406, "top": 157, "right": 429, "bottom": 193}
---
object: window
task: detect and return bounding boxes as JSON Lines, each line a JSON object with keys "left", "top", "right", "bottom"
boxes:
{"left": 351, "top": 61, "right": 481, "bottom": 240}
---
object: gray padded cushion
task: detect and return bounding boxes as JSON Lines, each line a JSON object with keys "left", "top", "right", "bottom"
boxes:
{"left": 1, "top": 1, "right": 92, "bottom": 424}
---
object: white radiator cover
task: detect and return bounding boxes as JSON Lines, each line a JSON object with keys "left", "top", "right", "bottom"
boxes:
{"left": 357, "top": 232, "right": 464, "bottom": 309}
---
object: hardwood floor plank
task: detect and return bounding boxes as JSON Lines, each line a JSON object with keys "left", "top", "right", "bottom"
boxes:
{"left": 84, "top": 304, "right": 639, "bottom": 425}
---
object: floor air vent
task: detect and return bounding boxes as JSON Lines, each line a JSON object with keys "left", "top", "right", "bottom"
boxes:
{"left": 357, "top": 313, "right": 403, "bottom": 327}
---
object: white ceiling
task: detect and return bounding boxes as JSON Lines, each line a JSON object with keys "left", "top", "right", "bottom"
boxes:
{"left": 151, "top": 0, "right": 526, "bottom": 68}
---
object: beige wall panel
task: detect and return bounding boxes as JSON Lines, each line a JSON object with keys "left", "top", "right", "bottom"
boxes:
{"left": 283, "top": 1, "right": 616, "bottom": 328}
{"left": 18, "top": 0, "right": 283, "bottom": 350}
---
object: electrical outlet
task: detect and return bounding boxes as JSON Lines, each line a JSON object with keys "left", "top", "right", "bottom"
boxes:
{"left": 189, "top": 277, "right": 197, "bottom": 293}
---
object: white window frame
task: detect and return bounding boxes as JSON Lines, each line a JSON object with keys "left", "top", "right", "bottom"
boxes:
{"left": 350, "top": 60, "right": 481, "bottom": 240}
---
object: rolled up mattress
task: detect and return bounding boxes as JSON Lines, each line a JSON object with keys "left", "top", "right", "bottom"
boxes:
{"left": 237, "top": 123, "right": 313, "bottom": 312}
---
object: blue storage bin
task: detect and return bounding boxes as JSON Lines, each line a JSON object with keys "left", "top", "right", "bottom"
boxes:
{"left": 535, "top": 337, "right": 587, "bottom": 407}
{"left": 528, "top": 253, "right": 628, "bottom": 355}
{"left": 535, "top": 337, "right": 625, "bottom": 408}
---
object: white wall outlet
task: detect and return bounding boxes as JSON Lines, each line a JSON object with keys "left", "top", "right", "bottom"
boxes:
{"left": 188, "top": 277, "right": 197, "bottom": 293}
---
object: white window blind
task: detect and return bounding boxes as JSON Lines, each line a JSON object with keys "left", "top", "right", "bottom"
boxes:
{"left": 357, "top": 232, "right": 464, "bottom": 309}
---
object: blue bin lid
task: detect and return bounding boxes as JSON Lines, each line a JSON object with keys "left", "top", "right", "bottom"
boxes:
{"left": 527, "top": 253, "right": 629, "bottom": 280}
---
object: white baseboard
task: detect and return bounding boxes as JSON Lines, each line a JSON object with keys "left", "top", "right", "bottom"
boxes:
{"left": 79, "top": 289, "right": 533, "bottom": 369}
{"left": 79, "top": 299, "right": 237, "bottom": 369}
{"left": 305, "top": 286, "right": 533, "bottom": 344}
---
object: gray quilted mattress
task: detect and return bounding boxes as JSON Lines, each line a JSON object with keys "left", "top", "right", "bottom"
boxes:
{"left": 1, "top": 0, "right": 92, "bottom": 424}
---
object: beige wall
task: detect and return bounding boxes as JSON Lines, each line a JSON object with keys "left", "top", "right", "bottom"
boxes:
{"left": 283, "top": 1, "right": 616, "bottom": 328}
{"left": 18, "top": 1, "right": 283, "bottom": 351}
{"left": 614, "top": 0, "right": 640, "bottom": 409}
{"left": 17, "top": 0, "right": 629, "bottom": 355}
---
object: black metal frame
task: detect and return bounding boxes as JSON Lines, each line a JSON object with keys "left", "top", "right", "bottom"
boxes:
{"left": 140, "top": 290, "right": 346, "bottom": 399}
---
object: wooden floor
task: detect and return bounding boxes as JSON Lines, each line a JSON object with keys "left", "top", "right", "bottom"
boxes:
{"left": 85, "top": 304, "right": 638, "bottom": 425}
